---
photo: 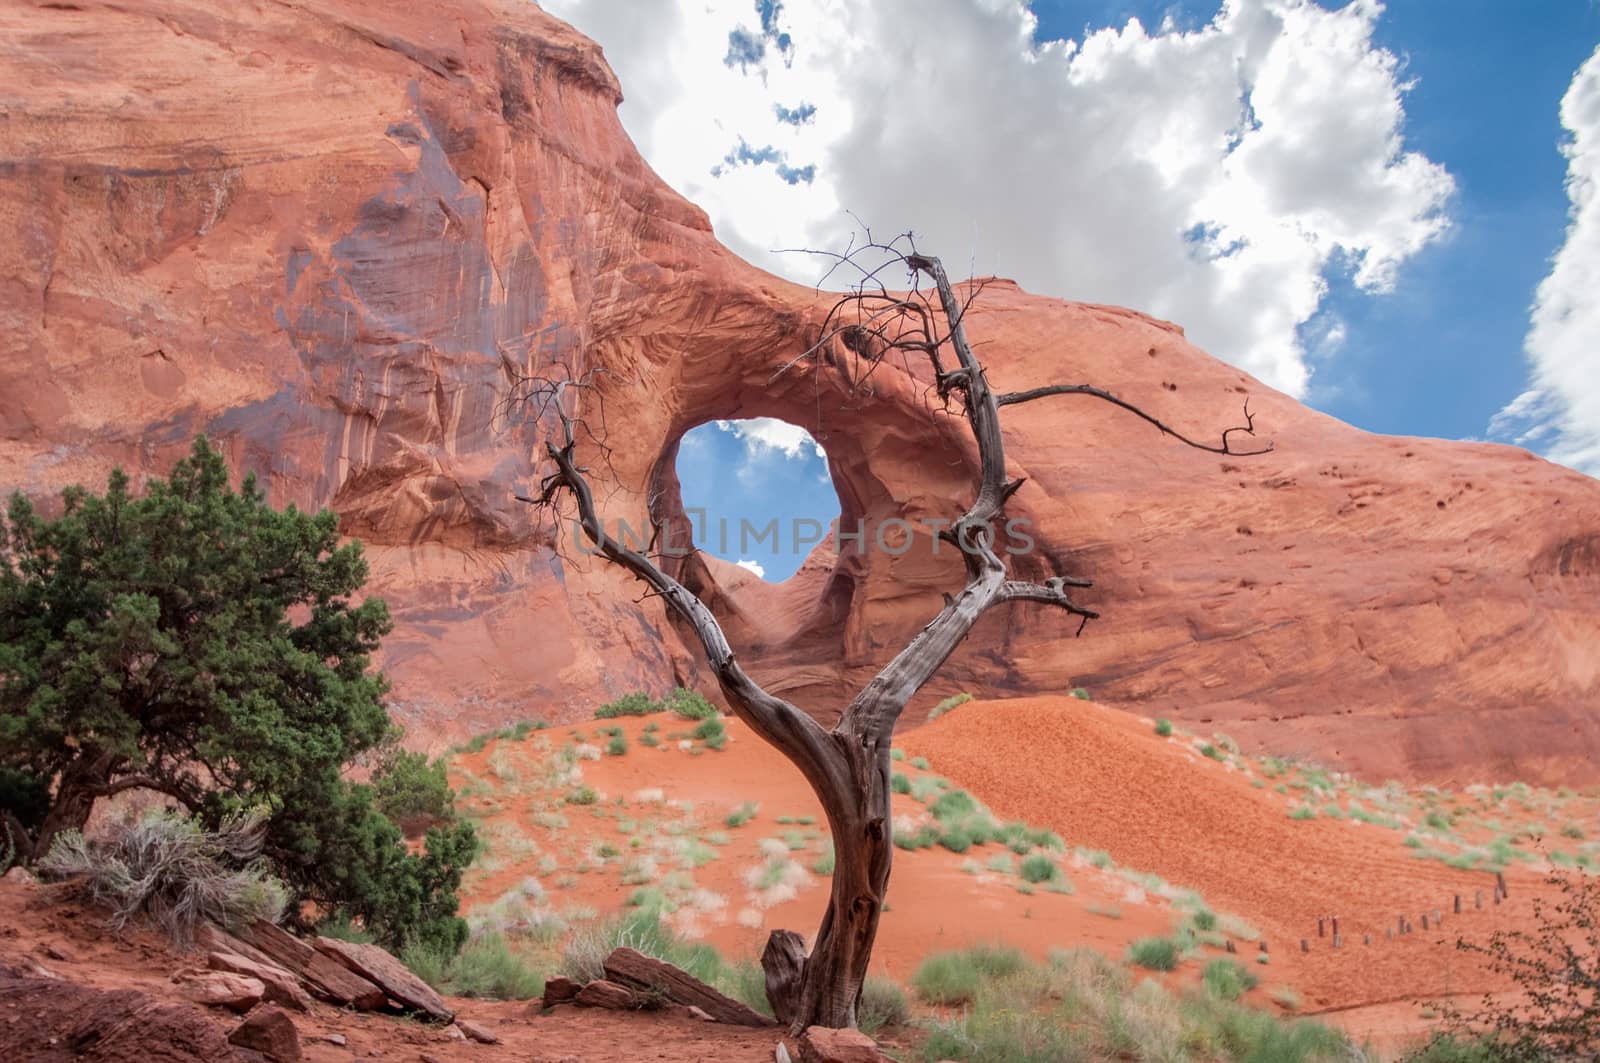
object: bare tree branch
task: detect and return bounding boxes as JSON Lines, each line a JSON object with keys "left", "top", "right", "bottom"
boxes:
{"left": 997, "top": 384, "right": 1271, "bottom": 456}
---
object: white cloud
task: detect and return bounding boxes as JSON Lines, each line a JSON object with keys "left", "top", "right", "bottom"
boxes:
{"left": 714, "top": 417, "right": 826, "bottom": 460}
{"left": 540, "top": 0, "right": 1452, "bottom": 398}
{"left": 735, "top": 558, "right": 767, "bottom": 578}
{"left": 1490, "top": 44, "right": 1600, "bottom": 477}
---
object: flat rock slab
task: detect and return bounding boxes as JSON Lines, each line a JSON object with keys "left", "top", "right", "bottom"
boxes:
{"left": 229, "top": 1004, "right": 303, "bottom": 1062}
{"left": 603, "top": 947, "right": 774, "bottom": 1027}
{"left": 240, "top": 921, "right": 386, "bottom": 1011}
{"left": 798, "top": 1026, "right": 890, "bottom": 1063}
{"left": 455, "top": 1019, "right": 500, "bottom": 1044}
{"left": 574, "top": 979, "right": 637, "bottom": 1010}
{"left": 178, "top": 971, "right": 265, "bottom": 1013}
{"left": 208, "top": 950, "right": 313, "bottom": 1012}
{"left": 541, "top": 976, "right": 581, "bottom": 1005}
{"left": 315, "top": 936, "right": 453, "bottom": 1023}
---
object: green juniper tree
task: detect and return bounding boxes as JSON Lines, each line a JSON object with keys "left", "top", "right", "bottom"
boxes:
{"left": 0, "top": 437, "right": 472, "bottom": 951}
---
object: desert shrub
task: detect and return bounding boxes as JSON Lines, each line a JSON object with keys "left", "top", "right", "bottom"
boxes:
{"left": 373, "top": 748, "right": 455, "bottom": 834}
{"left": 606, "top": 733, "right": 628, "bottom": 757}
{"left": 1127, "top": 937, "right": 1181, "bottom": 971}
{"left": 717, "top": 958, "right": 774, "bottom": 1018}
{"left": 1191, "top": 908, "right": 1218, "bottom": 931}
{"left": 1019, "top": 853, "right": 1059, "bottom": 884}
{"left": 725, "top": 801, "right": 759, "bottom": 828}
{"left": 929, "top": 692, "right": 973, "bottom": 721}
{"left": 693, "top": 717, "right": 727, "bottom": 750}
{"left": 1202, "top": 958, "right": 1258, "bottom": 1001}
{"left": 911, "top": 756, "right": 931, "bottom": 770}
{"left": 895, "top": 824, "right": 940, "bottom": 851}
{"left": 38, "top": 808, "right": 286, "bottom": 946}
{"left": 639, "top": 731, "right": 660, "bottom": 748}
{"left": 667, "top": 688, "right": 718, "bottom": 720}
{"left": 595, "top": 691, "right": 659, "bottom": 718}
{"left": 910, "top": 948, "right": 1029, "bottom": 1006}
{"left": 929, "top": 789, "right": 981, "bottom": 822}
{"left": 1560, "top": 822, "right": 1585, "bottom": 841}
{"left": 1200, "top": 744, "right": 1223, "bottom": 761}
{"left": 891, "top": 773, "right": 912, "bottom": 795}
{"left": 1435, "top": 866, "right": 1599, "bottom": 1061}
{"left": 1070, "top": 687, "right": 1091, "bottom": 700}
{"left": 812, "top": 843, "right": 836, "bottom": 875}
{"left": 317, "top": 913, "right": 377, "bottom": 943}
{"left": 858, "top": 975, "right": 909, "bottom": 1033}
{"left": 566, "top": 785, "right": 599, "bottom": 805}
{"left": 561, "top": 908, "right": 722, "bottom": 986}
{"left": 1402, "top": 1034, "right": 1508, "bottom": 1062}
{"left": 405, "top": 931, "right": 545, "bottom": 999}
{"left": 1154, "top": 718, "right": 1173, "bottom": 737}
{"left": 913, "top": 951, "right": 983, "bottom": 1005}
{"left": 938, "top": 826, "right": 974, "bottom": 853}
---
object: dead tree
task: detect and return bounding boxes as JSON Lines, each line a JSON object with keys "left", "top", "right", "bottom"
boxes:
{"left": 514, "top": 234, "right": 1269, "bottom": 1032}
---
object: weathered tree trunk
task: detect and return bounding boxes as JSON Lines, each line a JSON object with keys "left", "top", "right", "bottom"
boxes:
{"left": 764, "top": 730, "right": 893, "bottom": 1031}
{"left": 29, "top": 758, "right": 106, "bottom": 862}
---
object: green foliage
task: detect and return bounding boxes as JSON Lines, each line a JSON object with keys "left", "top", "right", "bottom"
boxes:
{"left": 595, "top": 692, "right": 658, "bottom": 718}
{"left": 1191, "top": 908, "right": 1218, "bottom": 932}
{"left": 692, "top": 716, "right": 727, "bottom": 750}
{"left": 857, "top": 975, "right": 909, "bottom": 1033}
{"left": 929, "top": 789, "right": 980, "bottom": 822}
{"left": 911, "top": 756, "right": 931, "bottom": 770}
{"left": 812, "top": 843, "right": 835, "bottom": 876}
{"left": 1154, "top": 718, "right": 1173, "bottom": 737}
{"left": 667, "top": 688, "right": 718, "bottom": 720}
{"left": 1069, "top": 687, "right": 1091, "bottom": 700}
{"left": 0, "top": 439, "right": 471, "bottom": 954}
{"left": 1437, "top": 866, "right": 1600, "bottom": 1061}
{"left": 1019, "top": 853, "right": 1059, "bottom": 884}
{"left": 929, "top": 692, "right": 973, "bottom": 721}
{"left": 566, "top": 785, "right": 598, "bottom": 806}
{"left": 405, "top": 932, "right": 545, "bottom": 1000}
{"left": 561, "top": 908, "right": 722, "bottom": 987}
{"left": 606, "top": 733, "right": 628, "bottom": 757}
{"left": 725, "top": 801, "right": 758, "bottom": 828}
{"left": 1200, "top": 744, "right": 1223, "bottom": 761}
{"left": 372, "top": 747, "right": 455, "bottom": 835}
{"left": 891, "top": 773, "right": 912, "bottom": 795}
{"left": 639, "top": 731, "right": 660, "bottom": 748}
{"left": 1201, "top": 958, "right": 1259, "bottom": 1001}
{"left": 1127, "top": 937, "right": 1181, "bottom": 971}
{"left": 913, "top": 944, "right": 1026, "bottom": 1005}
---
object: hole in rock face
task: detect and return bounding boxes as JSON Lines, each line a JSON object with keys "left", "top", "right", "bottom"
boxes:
{"left": 674, "top": 418, "right": 840, "bottom": 582}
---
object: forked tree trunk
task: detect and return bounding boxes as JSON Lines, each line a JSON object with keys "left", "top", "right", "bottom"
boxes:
{"left": 763, "top": 730, "right": 893, "bottom": 1031}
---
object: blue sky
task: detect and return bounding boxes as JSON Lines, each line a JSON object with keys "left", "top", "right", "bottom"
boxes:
{"left": 544, "top": 0, "right": 1600, "bottom": 581}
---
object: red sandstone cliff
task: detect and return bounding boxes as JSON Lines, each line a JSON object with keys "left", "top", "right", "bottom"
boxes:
{"left": 2, "top": 0, "right": 1597, "bottom": 784}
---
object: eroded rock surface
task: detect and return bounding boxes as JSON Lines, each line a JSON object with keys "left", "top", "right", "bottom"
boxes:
{"left": 3, "top": 0, "right": 1598, "bottom": 783}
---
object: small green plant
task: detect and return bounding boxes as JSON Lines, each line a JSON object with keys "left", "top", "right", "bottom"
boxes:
{"left": 1069, "top": 687, "right": 1090, "bottom": 700}
{"left": 856, "top": 975, "right": 909, "bottom": 1033}
{"left": 1019, "top": 853, "right": 1059, "bottom": 884}
{"left": 891, "top": 773, "right": 912, "bottom": 795}
{"left": 1200, "top": 743, "right": 1223, "bottom": 761}
{"left": 911, "top": 945, "right": 1024, "bottom": 1005}
{"left": 1202, "top": 957, "right": 1258, "bottom": 1001}
{"left": 1191, "top": 908, "right": 1218, "bottom": 931}
{"left": 890, "top": 748, "right": 906, "bottom": 762}
{"left": 1154, "top": 718, "right": 1173, "bottom": 737}
{"left": 595, "top": 691, "right": 659, "bottom": 718}
{"left": 692, "top": 717, "right": 727, "bottom": 751}
{"left": 404, "top": 932, "right": 545, "bottom": 1000}
{"left": 667, "top": 688, "right": 718, "bottom": 720}
{"left": 606, "top": 733, "right": 627, "bottom": 757}
{"left": 910, "top": 756, "right": 931, "bottom": 770}
{"left": 1128, "top": 936, "right": 1181, "bottom": 971}
{"left": 812, "top": 844, "right": 836, "bottom": 876}
{"left": 566, "top": 785, "right": 599, "bottom": 806}
{"left": 639, "top": 731, "right": 660, "bottom": 748}
{"left": 928, "top": 692, "right": 973, "bottom": 721}
{"left": 724, "top": 802, "right": 759, "bottom": 828}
